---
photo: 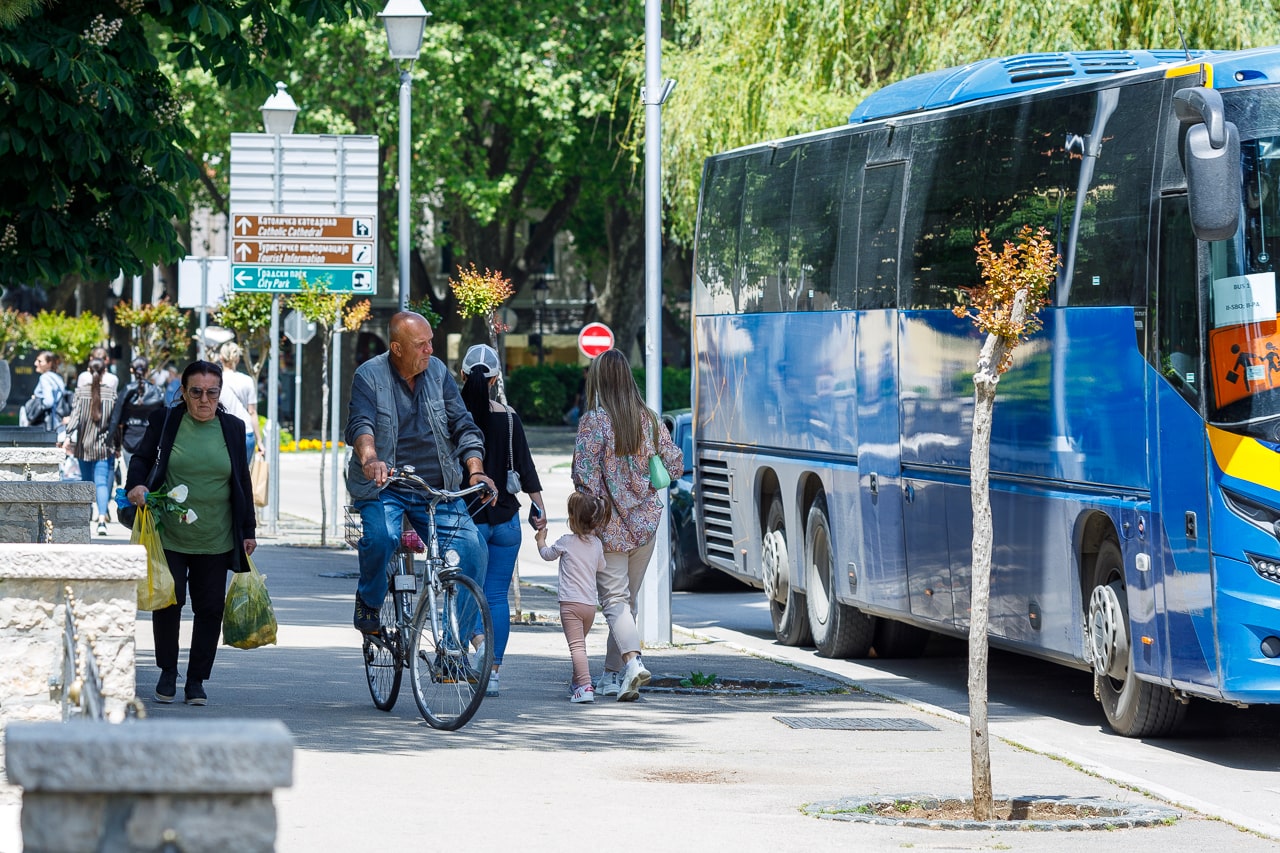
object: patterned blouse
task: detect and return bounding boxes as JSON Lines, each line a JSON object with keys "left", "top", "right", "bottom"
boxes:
{"left": 572, "top": 407, "right": 684, "bottom": 553}
{"left": 66, "top": 381, "right": 118, "bottom": 463}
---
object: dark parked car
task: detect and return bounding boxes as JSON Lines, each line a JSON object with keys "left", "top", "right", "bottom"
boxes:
{"left": 663, "top": 409, "right": 729, "bottom": 591}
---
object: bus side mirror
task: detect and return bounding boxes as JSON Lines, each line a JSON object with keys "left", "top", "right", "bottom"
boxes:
{"left": 1174, "top": 87, "right": 1241, "bottom": 242}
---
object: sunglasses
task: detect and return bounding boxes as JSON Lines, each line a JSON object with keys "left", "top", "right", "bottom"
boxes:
{"left": 186, "top": 386, "right": 221, "bottom": 399}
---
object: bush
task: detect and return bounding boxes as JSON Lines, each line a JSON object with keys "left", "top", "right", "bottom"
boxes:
{"left": 506, "top": 363, "right": 692, "bottom": 424}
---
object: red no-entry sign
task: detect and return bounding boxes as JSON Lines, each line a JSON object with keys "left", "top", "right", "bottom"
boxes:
{"left": 577, "top": 322, "right": 615, "bottom": 358}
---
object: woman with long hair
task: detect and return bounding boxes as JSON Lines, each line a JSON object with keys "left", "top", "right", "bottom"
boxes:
{"left": 571, "top": 348, "right": 682, "bottom": 701}
{"left": 64, "top": 355, "right": 118, "bottom": 535}
{"left": 459, "top": 344, "right": 546, "bottom": 697}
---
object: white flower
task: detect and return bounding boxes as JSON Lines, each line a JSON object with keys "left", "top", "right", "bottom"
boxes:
{"left": 181, "top": 508, "right": 199, "bottom": 524}
{"left": 168, "top": 484, "right": 189, "bottom": 503}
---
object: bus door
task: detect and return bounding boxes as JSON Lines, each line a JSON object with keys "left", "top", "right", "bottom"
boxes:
{"left": 854, "top": 160, "right": 922, "bottom": 617}
{"left": 1147, "top": 195, "right": 1216, "bottom": 689}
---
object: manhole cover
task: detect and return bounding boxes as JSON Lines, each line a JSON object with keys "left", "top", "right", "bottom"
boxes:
{"left": 775, "top": 716, "right": 937, "bottom": 731}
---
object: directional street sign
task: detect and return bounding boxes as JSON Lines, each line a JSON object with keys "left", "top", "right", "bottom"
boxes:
{"left": 230, "top": 213, "right": 376, "bottom": 294}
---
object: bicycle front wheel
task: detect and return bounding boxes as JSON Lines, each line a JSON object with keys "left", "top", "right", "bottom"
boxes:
{"left": 409, "top": 572, "right": 493, "bottom": 730}
{"left": 364, "top": 555, "right": 408, "bottom": 711}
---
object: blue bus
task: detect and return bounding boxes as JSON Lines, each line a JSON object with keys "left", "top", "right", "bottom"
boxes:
{"left": 691, "top": 47, "right": 1280, "bottom": 737}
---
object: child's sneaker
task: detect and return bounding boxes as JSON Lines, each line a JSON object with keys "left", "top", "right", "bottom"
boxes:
{"left": 571, "top": 684, "right": 595, "bottom": 703}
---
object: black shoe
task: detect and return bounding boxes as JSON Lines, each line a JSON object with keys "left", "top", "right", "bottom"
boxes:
{"left": 354, "top": 596, "right": 381, "bottom": 634}
{"left": 184, "top": 680, "right": 207, "bottom": 706}
{"left": 155, "top": 669, "right": 178, "bottom": 703}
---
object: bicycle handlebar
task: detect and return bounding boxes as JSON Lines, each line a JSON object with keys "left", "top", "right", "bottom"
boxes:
{"left": 383, "top": 466, "right": 496, "bottom": 503}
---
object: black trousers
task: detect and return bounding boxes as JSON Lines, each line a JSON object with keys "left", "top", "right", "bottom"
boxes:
{"left": 152, "top": 549, "right": 232, "bottom": 682}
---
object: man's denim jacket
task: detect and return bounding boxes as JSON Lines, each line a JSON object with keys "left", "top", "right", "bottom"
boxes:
{"left": 344, "top": 352, "right": 484, "bottom": 502}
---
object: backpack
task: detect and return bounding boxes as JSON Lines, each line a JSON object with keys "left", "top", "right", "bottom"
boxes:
{"left": 55, "top": 383, "right": 73, "bottom": 420}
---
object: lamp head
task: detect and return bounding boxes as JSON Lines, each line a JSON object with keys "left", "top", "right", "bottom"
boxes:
{"left": 378, "top": 0, "right": 430, "bottom": 61}
{"left": 260, "top": 81, "right": 298, "bottom": 136}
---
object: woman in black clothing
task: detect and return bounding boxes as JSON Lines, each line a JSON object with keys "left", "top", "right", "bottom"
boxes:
{"left": 125, "top": 361, "right": 257, "bottom": 706}
{"left": 459, "top": 344, "right": 546, "bottom": 697}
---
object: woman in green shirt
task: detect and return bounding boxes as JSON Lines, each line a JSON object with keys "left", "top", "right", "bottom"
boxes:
{"left": 125, "top": 361, "right": 257, "bottom": 706}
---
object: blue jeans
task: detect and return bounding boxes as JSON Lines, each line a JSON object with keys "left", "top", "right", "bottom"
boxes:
{"left": 355, "top": 490, "right": 487, "bottom": 611}
{"left": 79, "top": 458, "right": 112, "bottom": 517}
{"left": 475, "top": 514, "right": 522, "bottom": 666}
{"left": 246, "top": 432, "right": 256, "bottom": 459}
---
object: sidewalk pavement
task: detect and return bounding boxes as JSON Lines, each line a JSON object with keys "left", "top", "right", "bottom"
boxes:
{"left": 3, "top": 428, "right": 1277, "bottom": 851}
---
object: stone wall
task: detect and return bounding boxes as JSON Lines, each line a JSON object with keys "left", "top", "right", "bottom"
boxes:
{"left": 7, "top": 719, "right": 294, "bottom": 853}
{"left": 0, "top": 447, "right": 97, "bottom": 544}
{"left": 0, "top": 544, "right": 145, "bottom": 725}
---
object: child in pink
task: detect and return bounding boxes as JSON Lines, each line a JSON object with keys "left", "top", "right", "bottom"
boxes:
{"left": 536, "top": 492, "right": 609, "bottom": 703}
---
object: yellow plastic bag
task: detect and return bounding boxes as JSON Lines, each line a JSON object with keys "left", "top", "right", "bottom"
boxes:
{"left": 222, "top": 555, "right": 278, "bottom": 650}
{"left": 131, "top": 505, "right": 177, "bottom": 611}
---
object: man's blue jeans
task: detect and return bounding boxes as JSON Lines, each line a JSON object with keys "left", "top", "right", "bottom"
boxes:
{"left": 355, "top": 490, "right": 487, "bottom": 610}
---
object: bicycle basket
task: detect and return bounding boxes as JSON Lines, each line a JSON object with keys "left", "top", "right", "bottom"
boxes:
{"left": 343, "top": 506, "right": 362, "bottom": 549}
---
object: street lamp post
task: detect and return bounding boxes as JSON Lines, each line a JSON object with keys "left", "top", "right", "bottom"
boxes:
{"left": 378, "top": 0, "right": 430, "bottom": 312}
{"left": 259, "top": 82, "right": 299, "bottom": 537}
{"left": 533, "top": 278, "right": 548, "bottom": 366}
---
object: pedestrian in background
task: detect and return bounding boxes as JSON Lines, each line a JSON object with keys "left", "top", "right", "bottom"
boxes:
{"left": 458, "top": 343, "right": 547, "bottom": 697}
{"left": 108, "top": 357, "right": 166, "bottom": 473}
{"left": 535, "top": 491, "right": 609, "bottom": 703}
{"left": 217, "top": 342, "right": 263, "bottom": 460}
{"left": 571, "top": 348, "right": 683, "bottom": 701}
{"left": 77, "top": 345, "right": 118, "bottom": 392}
{"left": 18, "top": 351, "right": 65, "bottom": 432}
{"left": 125, "top": 361, "right": 257, "bottom": 706}
{"left": 64, "top": 355, "right": 118, "bottom": 535}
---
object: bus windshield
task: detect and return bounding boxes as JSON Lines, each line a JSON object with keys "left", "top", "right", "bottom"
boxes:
{"left": 1207, "top": 132, "right": 1280, "bottom": 441}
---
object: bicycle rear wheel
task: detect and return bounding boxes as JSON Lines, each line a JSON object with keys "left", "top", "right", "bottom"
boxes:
{"left": 364, "top": 553, "right": 409, "bottom": 711}
{"left": 409, "top": 572, "right": 493, "bottom": 730}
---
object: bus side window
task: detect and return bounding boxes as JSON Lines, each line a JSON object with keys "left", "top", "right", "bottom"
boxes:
{"left": 694, "top": 154, "right": 749, "bottom": 316}
{"left": 1156, "top": 195, "right": 1201, "bottom": 400}
{"left": 742, "top": 146, "right": 798, "bottom": 314}
{"left": 857, "top": 162, "right": 904, "bottom": 310}
{"left": 788, "top": 134, "right": 849, "bottom": 312}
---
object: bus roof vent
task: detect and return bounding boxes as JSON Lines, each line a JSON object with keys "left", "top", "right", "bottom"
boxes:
{"left": 850, "top": 50, "right": 1213, "bottom": 123}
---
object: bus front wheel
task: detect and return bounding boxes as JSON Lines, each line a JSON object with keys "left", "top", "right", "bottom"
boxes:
{"left": 764, "top": 497, "right": 811, "bottom": 646}
{"left": 1088, "top": 540, "right": 1186, "bottom": 737}
{"left": 805, "top": 495, "right": 874, "bottom": 658}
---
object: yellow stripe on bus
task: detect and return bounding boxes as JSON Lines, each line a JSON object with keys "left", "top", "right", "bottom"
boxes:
{"left": 1165, "top": 62, "right": 1214, "bottom": 88}
{"left": 1208, "top": 425, "right": 1280, "bottom": 489}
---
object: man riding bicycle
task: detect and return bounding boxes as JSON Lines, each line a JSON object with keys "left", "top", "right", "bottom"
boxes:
{"left": 345, "top": 311, "right": 496, "bottom": 635}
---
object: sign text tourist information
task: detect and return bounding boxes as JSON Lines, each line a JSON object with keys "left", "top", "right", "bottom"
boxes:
{"left": 230, "top": 213, "right": 377, "bottom": 294}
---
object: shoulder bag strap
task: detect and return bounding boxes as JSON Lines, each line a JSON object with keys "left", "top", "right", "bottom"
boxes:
{"left": 507, "top": 407, "right": 515, "bottom": 471}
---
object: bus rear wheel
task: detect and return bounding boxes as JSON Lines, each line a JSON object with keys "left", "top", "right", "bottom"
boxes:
{"left": 805, "top": 495, "right": 874, "bottom": 658}
{"left": 764, "top": 497, "right": 811, "bottom": 646}
{"left": 1088, "top": 540, "right": 1185, "bottom": 737}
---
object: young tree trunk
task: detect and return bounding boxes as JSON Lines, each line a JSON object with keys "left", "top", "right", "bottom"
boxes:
{"left": 968, "top": 293, "right": 1026, "bottom": 821}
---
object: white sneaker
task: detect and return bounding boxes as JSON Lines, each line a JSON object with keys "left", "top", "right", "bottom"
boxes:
{"left": 594, "top": 671, "right": 621, "bottom": 697}
{"left": 571, "top": 684, "right": 595, "bottom": 703}
{"left": 617, "top": 657, "right": 651, "bottom": 702}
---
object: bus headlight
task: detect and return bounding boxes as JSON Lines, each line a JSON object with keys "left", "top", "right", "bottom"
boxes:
{"left": 1246, "top": 552, "right": 1280, "bottom": 584}
{"left": 1222, "top": 487, "right": 1280, "bottom": 540}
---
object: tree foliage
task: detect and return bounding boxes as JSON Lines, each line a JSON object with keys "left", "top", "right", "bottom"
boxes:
{"left": 23, "top": 309, "right": 104, "bottom": 366}
{"left": 214, "top": 291, "right": 273, "bottom": 383}
{"left": 657, "top": 1, "right": 1280, "bottom": 243}
{"left": 114, "top": 299, "right": 190, "bottom": 371}
{"left": 0, "top": 0, "right": 370, "bottom": 288}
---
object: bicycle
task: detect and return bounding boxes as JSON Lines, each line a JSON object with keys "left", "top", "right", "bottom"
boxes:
{"left": 344, "top": 466, "right": 495, "bottom": 730}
